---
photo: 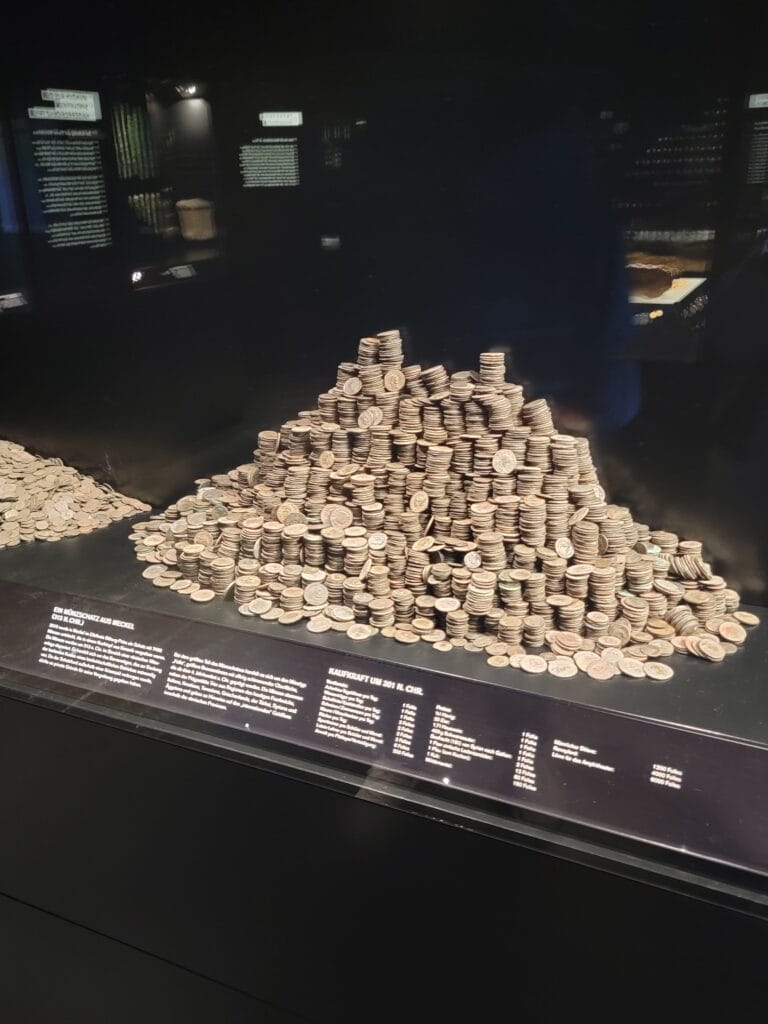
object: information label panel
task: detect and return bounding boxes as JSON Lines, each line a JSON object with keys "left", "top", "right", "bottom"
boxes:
{"left": 0, "top": 580, "right": 767, "bottom": 876}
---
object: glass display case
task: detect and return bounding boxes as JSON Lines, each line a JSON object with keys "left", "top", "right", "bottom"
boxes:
{"left": 2, "top": 50, "right": 768, "bottom": 927}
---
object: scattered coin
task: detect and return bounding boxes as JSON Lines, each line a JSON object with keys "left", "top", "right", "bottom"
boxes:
{"left": 698, "top": 638, "right": 725, "bottom": 662}
{"left": 190, "top": 589, "right": 215, "bottom": 603}
{"left": 487, "top": 655, "right": 509, "bottom": 668}
{"left": 617, "top": 657, "right": 645, "bottom": 679}
{"left": 719, "top": 622, "right": 747, "bottom": 645}
{"left": 348, "top": 624, "right": 375, "bottom": 641}
{"left": 644, "top": 661, "right": 674, "bottom": 681}
{"left": 306, "top": 615, "right": 331, "bottom": 633}
{"left": 734, "top": 611, "right": 760, "bottom": 627}
{"left": 394, "top": 629, "right": 419, "bottom": 644}
{"left": 574, "top": 651, "right": 600, "bottom": 671}
{"left": 586, "top": 660, "right": 617, "bottom": 681}
{"left": 520, "top": 655, "right": 548, "bottom": 674}
{"left": 548, "top": 657, "right": 578, "bottom": 678}
{"left": 278, "top": 610, "right": 304, "bottom": 625}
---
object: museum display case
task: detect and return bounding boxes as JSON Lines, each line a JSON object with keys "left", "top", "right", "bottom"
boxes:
{"left": 1, "top": 35, "right": 768, "bottom": 1017}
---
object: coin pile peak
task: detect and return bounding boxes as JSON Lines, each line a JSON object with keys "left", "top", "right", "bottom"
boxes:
{"left": 130, "top": 329, "right": 759, "bottom": 678}
{"left": 0, "top": 439, "right": 150, "bottom": 548}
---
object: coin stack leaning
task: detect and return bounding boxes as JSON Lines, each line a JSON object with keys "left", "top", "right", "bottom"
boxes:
{"left": 130, "top": 329, "right": 759, "bottom": 681}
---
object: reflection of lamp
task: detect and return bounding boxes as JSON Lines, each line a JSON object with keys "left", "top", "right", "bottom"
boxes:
{"left": 176, "top": 198, "right": 216, "bottom": 241}
{"left": 175, "top": 84, "right": 199, "bottom": 98}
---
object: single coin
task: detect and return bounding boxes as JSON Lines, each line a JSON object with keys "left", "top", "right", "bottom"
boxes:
{"left": 248, "top": 598, "right": 272, "bottom": 614}
{"left": 410, "top": 491, "right": 429, "bottom": 513}
{"left": 554, "top": 537, "right": 574, "bottom": 559}
{"left": 348, "top": 624, "right": 375, "bottom": 641}
{"left": 719, "top": 621, "right": 747, "bottom": 644}
{"left": 601, "top": 648, "right": 623, "bottom": 664}
{"left": 720, "top": 641, "right": 738, "bottom": 654}
{"left": 368, "top": 531, "right": 388, "bottom": 551}
{"left": 153, "top": 576, "right": 174, "bottom": 588}
{"left": 279, "top": 611, "right": 304, "bottom": 625}
{"left": 261, "top": 607, "right": 283, "bottom": 620}
{"left": 492, "top": 450, "right": 516, "bottom": 475}
{"left": 394, "top": 630, "right": 419, "bottom": 644}
{"left": 318, "top": 450, "right": 335, "bottom": 469}
{"left": 190, "top": 589, "right": 215, "bottom": 603}
{"left": 342, "top": 376, "right": 362, "bottom": 396}
{"left": 574, "top": 651, "right": 600, "bottom": 671}
{"left": 422, "top": 630, "right": 446, "bottom": 643}
{"left": 329, "top": 606, "right": 355, "bottom": 622}
{"left": 587, "top": 660, "right": 617, "bottom": 681}
{"left": 618, "top": 657, "right": 646, "bottom": 679}
{"left": 698, "top": 638, "right": 725, "bottom": 662}
{"left": 487, "top": 642, "right": 508, "bottom": 657}
{"left": 170, "top": 579, "right": 192, "bottom": 592}
{"left": 384, "top": 369, "right": 406, "bottom": 392}
{"left": 304, "top": 583, "right": 329, "bottom": 606}
{"left": 433, "top": 640, "right": 453, "bottom": 652}
{"left": 142, "top": 565, "right": 167, "bottom": 580}
{"left": 487, "top": 655, "right": 509, "bottom": 668}
{"left": 238, "top": 604, "right": 255, "bottom": 616}
{"left": 644, "top": 661, "right": 674, "bottom": 681}
{"left": 734, "top": 610, "right": 760, "bottom": 626}
{"left": 520, "top": 655, "right": 548, "bottom": 674}
{"left": 276, "top": 501, "right": 298, "bottom": 523}
{"left": 328, "top": 505, "right": 354, "bottom": 529}
{"left": 381, "top": 625, "right": 397, "bottom": 638}
{"left": 548, "top": 657, "right": 578, "bottom": 678}
{"left": 463, "top": 551, "right": 482, "bottom": 570}
{"left": 306, "top": 614, "right": 332, "bottom": 633}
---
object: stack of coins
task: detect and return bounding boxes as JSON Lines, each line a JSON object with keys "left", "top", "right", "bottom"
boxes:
{"left": 130, "top": 329, "right": 759, "bottom": 681}
{"left": 210, "top": 557, "right": 236, "bottom": 596}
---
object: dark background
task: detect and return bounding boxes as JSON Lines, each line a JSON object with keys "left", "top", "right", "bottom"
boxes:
{"left": 0, "top": 6, "right": 765, "bottom": 606}
{"left": 1, "top": 6, "right": 768, "bottom": 1022}
{"left": 1, "top": 2, "right": 767, "bottom": 611}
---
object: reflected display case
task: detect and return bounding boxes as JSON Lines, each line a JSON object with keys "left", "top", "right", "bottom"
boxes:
{"left": 1, "top": 20, "right": 768, "bottom": 1021}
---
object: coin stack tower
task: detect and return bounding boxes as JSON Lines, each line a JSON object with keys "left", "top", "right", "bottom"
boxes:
{"left": 131, "top": 329, "right": 759, "bottom": 680}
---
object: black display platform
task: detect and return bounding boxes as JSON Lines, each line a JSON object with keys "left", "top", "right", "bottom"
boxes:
{"left": 0, "top": 520, "right": 767, "bottom": 904}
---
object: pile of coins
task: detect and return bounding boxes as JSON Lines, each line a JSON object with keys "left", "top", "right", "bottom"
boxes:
{"left": 130, "top": 330, "right": 760, "bottom": 681}
{"left": 0, "top": 440, "right": 150, "bottom": 548}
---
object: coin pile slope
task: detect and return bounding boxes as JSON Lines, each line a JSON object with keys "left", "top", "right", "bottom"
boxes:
{"left": 0, "top": 439, "right": 150, "bottom": 548}
{"left": 130, "top": 329, "right": 759, "bottom": 677}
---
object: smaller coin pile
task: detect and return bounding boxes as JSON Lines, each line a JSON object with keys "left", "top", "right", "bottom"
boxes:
{"left": 0, "top": 440, "right": 150, "bottom": 548}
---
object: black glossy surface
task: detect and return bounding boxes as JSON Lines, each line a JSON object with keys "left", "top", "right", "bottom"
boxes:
{"left": 0, "top": 893, "right": 295, "bottom": 1024}
{"left": 0, "top": 519, "right": 766, "bottom": 746}
{"left": 0, "top": 690, "right": 766, "bottom": 1023}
